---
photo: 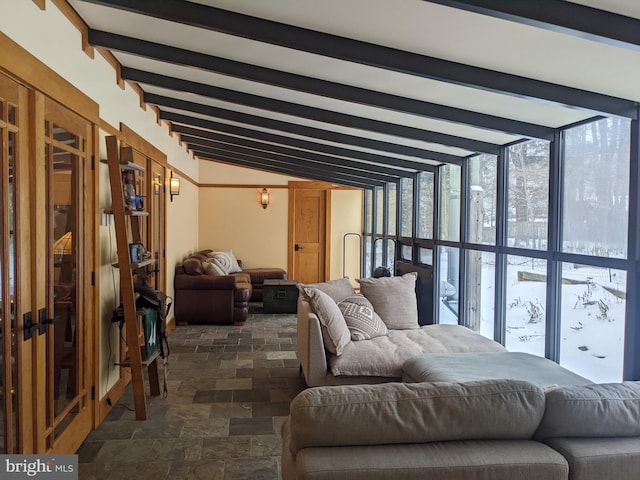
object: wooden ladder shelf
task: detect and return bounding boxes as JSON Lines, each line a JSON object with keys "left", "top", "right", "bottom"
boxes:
{"left": 105, "top": 135, "right": 160, "bottom": 420}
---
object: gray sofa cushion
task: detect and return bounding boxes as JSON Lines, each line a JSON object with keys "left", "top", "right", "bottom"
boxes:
{"left": 545, "top": 437, "right": 640, "bottom": 480}
{"left": 402, "top": 352, "right": 592, "bottom": 388}
{"left": 535, "top": 382, "right": 640, "bottom": 441}
{"left": 357, "top": 272, "right": 419, "bottom": 329}
{"left": 293, "top": 440, "right": 568, "bottom": 480}
{"left": 300, "top": 277, "right": 355, "bottom": 304}
{"left": 288, "top": 379, "right": 545, "bottom": 455}
{"left": 330, "top": 324, "right": 506, "bottom": 378}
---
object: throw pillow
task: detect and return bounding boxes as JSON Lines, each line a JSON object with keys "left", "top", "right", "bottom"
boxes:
{"left": 357, "top": 272, "right": 419, "bottom": 329}
{"left": 226, "top": 250, "right": 243, "bottom": 273}
{"left": 338, "top": 294, "right": 387, "bottom": 341}
{"left": 203, "top": 260, "right": 226, "bottom": 276}
{"left": 299, "top": 277, "right": 355, "bottom": 304}
{"left": 301, "top": 287, "right": 351, "bottom": 356}
{"left": 207, "top": 251, "right": 233, "bottom": 274}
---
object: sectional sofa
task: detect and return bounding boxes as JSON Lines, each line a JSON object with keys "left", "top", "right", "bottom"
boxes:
{"left": 289, "top": 275, "right": 640, "bottom": 478}
{"left": 297, "top": 275, "right": 509, "bottom": 386}
{"left": 174, "top": 249, "right": 286, "bottom": 325}
{"left": 281, "top": 379, "right": 640, "bottom": 480}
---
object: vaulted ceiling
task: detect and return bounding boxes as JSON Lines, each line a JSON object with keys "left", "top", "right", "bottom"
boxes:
{"left": 68, "top": 0, "right": 640, "bottom": 188}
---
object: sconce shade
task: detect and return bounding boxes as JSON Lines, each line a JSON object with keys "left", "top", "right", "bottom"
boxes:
{"left": 260, "top": 188, "right": 270, "bottom": 209}
{"left": 170, "top": 176, "right": 181, "bottom": 196}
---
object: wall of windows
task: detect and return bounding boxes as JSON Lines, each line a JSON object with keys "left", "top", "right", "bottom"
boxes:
{"left": 362, "top": 115, "right": 639, "bottom": 383}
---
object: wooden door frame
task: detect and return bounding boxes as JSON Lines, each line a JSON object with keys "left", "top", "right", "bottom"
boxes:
{"left": 287, "top": 181, "right": 332, "bottom": 282}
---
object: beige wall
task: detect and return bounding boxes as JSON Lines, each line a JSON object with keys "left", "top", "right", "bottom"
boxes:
{"left": 199, "top": 186, "right": 289, "bottom": 269}
{"left": 330, "top": 189, "right": 364, "bottom": 282}
{"left": 198, "top": 161, "right": 301, "bottom": 269}
{"left": 199, "top": 160, "right": 364, "bottom": 278}
{"left": 167, "top": 175, "right": 200, "bottom": 276}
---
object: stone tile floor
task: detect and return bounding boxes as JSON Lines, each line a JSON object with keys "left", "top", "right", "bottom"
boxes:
{"left": 78, "top": 304, "right": 306, "bottom": 480}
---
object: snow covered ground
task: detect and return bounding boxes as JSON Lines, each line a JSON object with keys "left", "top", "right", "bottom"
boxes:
{"left": 439, "top": 253, "right": 625, "bottom": 383}
{"left": 505, "top": 261, "right": 625, "bottom": 383}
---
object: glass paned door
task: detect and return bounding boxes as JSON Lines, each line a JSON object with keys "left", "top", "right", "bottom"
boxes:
{"left": 42, "top": 98, "right": 92, "bottom": 453}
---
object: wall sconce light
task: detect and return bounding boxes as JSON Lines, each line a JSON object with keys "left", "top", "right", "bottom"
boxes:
{"left": 170, "top": 173, "right": 181, "bottom": 202}
{"left": 260, "top": 188, "right": 270, "bottom": 209}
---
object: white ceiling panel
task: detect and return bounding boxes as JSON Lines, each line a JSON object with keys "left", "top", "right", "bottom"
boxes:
{"left": 68, "top": 0, "right": 639, "bottom": 184}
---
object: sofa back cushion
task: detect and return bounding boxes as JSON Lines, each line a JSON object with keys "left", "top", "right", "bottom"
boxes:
{"left": 357, "top": 272, "right": 419, "bottom": 329}
{"left": 300, "top": 277, "right": 355, "bottom": 304}
{"left": 288, "top": 379, "right": 545, "bottom": 455}
{"left": 535, "top": 382, "right": 640, "bottom": 441}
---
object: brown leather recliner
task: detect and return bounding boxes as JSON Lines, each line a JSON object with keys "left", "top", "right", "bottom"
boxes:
{"left": 174, "top": 252, "right": 252, "bottom": 326}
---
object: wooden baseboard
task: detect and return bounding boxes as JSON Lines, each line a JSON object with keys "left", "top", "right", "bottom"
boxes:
{"left": 166, "top": 315, "right": 176, "bottom": 333}
{"left": 96, "top": 375, "right": 129, "bottom": 426}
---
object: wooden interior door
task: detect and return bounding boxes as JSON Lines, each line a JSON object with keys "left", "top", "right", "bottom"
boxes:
{"left": 288, "top": 182, "right": 331, "bottom": 283}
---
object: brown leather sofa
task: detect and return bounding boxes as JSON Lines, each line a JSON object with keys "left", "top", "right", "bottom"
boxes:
{"left": 196, "top": 249, "right": 287, "bottom": 301}
{"left": 174, "top": 251, "right": 252, "bottom": 326}
{"left": 174, "top": 251, "right": 288, "bottom": 325}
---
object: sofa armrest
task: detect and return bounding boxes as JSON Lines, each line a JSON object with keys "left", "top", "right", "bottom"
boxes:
{"left": 174, "top": 273, "right": 239, "bottom": 291}
{"left": 297, "top": 296, "right": 329, "bottom": 387}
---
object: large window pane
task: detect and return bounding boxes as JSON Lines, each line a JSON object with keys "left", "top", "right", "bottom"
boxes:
{"left": 465, "top": 250, "right": 495, "bottom": 340}
{"left": 417, "top": 171, "right": 434, "bottom": 239}
{"left": 505, "top": 255, "right": 547, "bottom": 356}
{"left": 385, "top": 239, "right": 396, "bottom": 270}
{"left": 363, "top": 236, "right": 372, "bottom": 278}
{"left": 400, "top": 177, "right": 413, "bottom": 237}
{"left": 386, "top": 183, "right": 396, "bottom": 236}
{"left": 419, "top": 247, "right": 433, "bottom": 266}
{"left": 363, "top": 189, "right": 372, "bottom": 234}
{"left": 559, "top": 262, "right": 625, "bottom": 382}
{"left": 438, "top": 246, "right": 459, "bottom": 324}
{"left": 375, "top": 186, "right": 383, "bottom": 235}
{"left": 400, "top": 244, "right": 412, "bottom": 262}
{"left": 439, "top": 165, "right": 461, "bottom": 241}
{"left": 374, "top": 237, "right": 383, "bottom": 269}
{"left": 507, "top": 141, "right": 549, "bottom": 250}
{"left": 562, "top": 118, "right": 630, "bottom": 259}
{"left": 468, "top": 154, "right": 497, "bottom": 245}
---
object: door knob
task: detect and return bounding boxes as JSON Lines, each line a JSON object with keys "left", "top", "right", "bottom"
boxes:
{"left": 294, "top": 244, "right": 303, "bottom": 251}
